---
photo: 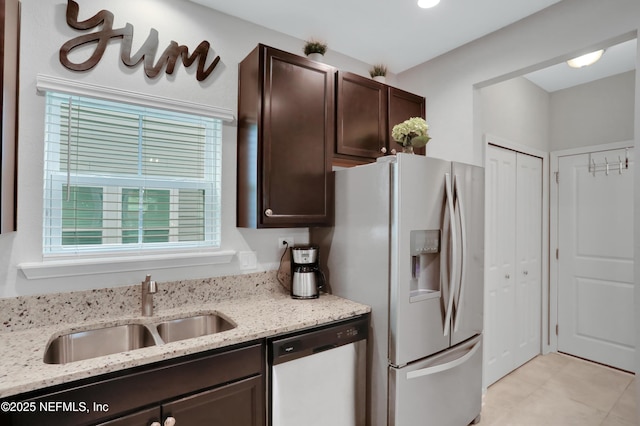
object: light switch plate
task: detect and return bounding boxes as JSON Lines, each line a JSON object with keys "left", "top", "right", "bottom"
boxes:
{"left": 238, "top": 251, "right": 258, "bottom": 270}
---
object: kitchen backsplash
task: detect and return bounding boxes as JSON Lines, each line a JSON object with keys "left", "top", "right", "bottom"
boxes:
{"left": 0, "top": 271, "right": 285, "bottom": 332}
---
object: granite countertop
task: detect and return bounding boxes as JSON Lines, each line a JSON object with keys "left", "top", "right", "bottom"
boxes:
{"left": 0, "top": 271, "right": 370, "bottom": 398}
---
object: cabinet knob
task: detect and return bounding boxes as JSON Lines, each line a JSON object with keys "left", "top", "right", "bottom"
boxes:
{"left": 164, "top": 417, "right": 177, "bottom": 426}
{"left": 391, "top": 148, "right": 397, "bottom": 155}
{"left": 264, "top": 208, "right": 273, "bottom": 217}
{"left": 505, "top": 274, "right": 510, "bottom": 279}
{"left": 380, "top": 147, "right": 387, "bottom": 154}
{"left": 523, "top": 270, "right": 528, "bottom": 276}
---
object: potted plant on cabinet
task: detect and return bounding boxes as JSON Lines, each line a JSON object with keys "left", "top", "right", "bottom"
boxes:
{"left": 369, "top": 64, "right": 387, "bottom": 83}
{"left": 304, "top": 39, "right": 327, "bottom": 62}
{"left": 391, "top": 117, "right": 431, "bottom": 154}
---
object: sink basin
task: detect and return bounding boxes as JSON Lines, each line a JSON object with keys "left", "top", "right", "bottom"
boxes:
{"left": 43, "top": 313, "right": 236, "bottom": 364}
{"left": 156, "top": 314, "right": 235, "bottom": 343}
{"left": 44, "top": 324, "right": 157, "bottom": 364}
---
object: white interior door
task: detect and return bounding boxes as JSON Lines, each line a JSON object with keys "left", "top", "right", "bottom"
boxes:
{"left": 485, "top": 145, "right": 517, "bottom": 385}
{"left": 557, "top": 148, "right": 634, "bottom": 371}
{"left": 485, "top": 145, "right": 542, "bottom": 387}
{"left": 514, "top": 153, "right": 542, "bottom": 368}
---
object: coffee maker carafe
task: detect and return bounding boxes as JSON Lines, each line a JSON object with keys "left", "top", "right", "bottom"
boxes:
{"left": 290, "top": 246, "right": 324, "bottom": 299}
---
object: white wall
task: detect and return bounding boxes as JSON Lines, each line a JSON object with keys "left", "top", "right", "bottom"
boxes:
{"left": 479, "top": 76, "right": 550, "bottom": 152}
{"left": 398, "top": 0, "right": 639, "bottom": 167}
{"left": 550, "top": 70, "right": 635, "bottom": 150}
{"left": 0, "top": 0, "right": 376, "bottom": 297}
{"left": 477, "top": 68, "right": 635, "bottom": 155}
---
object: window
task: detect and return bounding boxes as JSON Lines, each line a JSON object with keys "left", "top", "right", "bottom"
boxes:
{"left": 43, "top": 91, "right": 222, "bottom": 255}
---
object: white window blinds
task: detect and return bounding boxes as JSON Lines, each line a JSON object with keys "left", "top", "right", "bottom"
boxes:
{"left": 43, "top": 91, "right": 222, "bottom": 255}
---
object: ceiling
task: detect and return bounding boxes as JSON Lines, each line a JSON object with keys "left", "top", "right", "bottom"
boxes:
{"left": 523, "top": 38, "right": 637, "bottom": 92}
{"left": 191, "top": 0, "right": 636, "bottom": 92}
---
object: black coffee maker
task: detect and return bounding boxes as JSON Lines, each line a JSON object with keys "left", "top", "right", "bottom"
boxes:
{"left": 290, "top": 245, "right": 324, "bottom": 299}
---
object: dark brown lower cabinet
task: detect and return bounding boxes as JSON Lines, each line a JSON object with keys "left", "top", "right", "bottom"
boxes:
{"left": 161, "top": 376, "right": 262, "bottom": 426}
{"left": 97, "top": 407, "right": 159, "bottom": 426}
{"left": 98, "top": 376, "right": 263, "bottom": 426}
{"left": 0, "top": 342, "right": 265, "bottom": 426}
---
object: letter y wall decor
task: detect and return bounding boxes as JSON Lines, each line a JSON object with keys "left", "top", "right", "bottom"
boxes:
{"left": 59, "top": 0, "right": 220, "bottom": 82}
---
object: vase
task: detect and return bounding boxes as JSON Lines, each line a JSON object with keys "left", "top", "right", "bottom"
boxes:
{"left": 402, "top": 145, "right": 414, "bottom": 154}
{"left": 373, "top": 75, "right": 386, "bottom": 84}
{"left": 307, "top": 52, "right": 324, "bottom": 62}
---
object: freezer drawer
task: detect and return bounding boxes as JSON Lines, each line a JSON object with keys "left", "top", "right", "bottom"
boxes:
{"left": 389, "top": 335, "right": 482, "bottom": 426}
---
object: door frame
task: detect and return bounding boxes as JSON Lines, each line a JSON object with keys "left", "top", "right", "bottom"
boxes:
{"left": 549, "top": 139, "right": 635, "bottom": 354}
{"left": 484, "top": 134, "right": 551, "bottom": 356}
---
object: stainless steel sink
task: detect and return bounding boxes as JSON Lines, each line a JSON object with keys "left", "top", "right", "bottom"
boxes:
{"left": 43, "top": 324, "right": 157, "bottom": 364}
{"left": 44, "top": 313, "right": 236, "bottom": 364}
{"left": 156, "top": 314, "right": 235, "bottom": 343}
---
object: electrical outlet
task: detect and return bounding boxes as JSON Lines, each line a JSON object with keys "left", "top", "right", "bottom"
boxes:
{"left": 278, "top": 236, "right": 294, "bottom": 249}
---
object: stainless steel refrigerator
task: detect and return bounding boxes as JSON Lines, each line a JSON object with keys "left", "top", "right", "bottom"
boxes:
{"left": 317, "top": 153, "right": 484, "bottom": 426}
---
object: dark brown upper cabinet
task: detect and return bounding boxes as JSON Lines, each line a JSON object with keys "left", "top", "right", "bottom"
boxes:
{"left": 237, "top": 44, "right": 335, "bottom": 228}
{"left": 388, "top": 86, "right": 427, "bottom": 156}
{"left": 335, "top": 72, "right": 426, "bottom": 163}
{"left": 335, "top": 71, "right": 388, "bottom": 159}
{"left": 1, "top": 0, "right": 18, "bottom": 233}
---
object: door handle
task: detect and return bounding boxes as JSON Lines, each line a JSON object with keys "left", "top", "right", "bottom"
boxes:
{"left": 443, "top": 173, "right": 457, "bottom": 337}
{"left": 452, "top": 174, "right": 467, "bottom": 333}
{"left": 406, "top": 339, "right": 481, "bottom": 379}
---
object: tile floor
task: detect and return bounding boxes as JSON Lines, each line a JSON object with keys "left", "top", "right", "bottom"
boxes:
{"left": 481, "top": 352, "right": 637, "bottom": 426}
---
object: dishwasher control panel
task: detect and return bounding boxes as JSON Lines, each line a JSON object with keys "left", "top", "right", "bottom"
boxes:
{"left": 269, "top": 315, "right": 369, "bottom": 366}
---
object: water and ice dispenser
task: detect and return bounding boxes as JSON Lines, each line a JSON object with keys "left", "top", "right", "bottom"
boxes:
{"left": 409, "top": 230, "right": 441, "bottom": 302}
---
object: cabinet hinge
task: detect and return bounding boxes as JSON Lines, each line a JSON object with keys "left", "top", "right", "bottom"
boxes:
{"left": 555, "top": 324, "right": 559, "bottom": 336}
{"left": 555, "top": 171, "right": 559, "bottom": 184}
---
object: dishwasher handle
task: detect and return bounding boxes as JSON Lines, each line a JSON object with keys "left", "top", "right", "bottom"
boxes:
{"left": 314, "top": 344, "right": 337, "bottom": 354}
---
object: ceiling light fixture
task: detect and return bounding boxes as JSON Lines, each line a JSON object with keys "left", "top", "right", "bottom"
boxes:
{"left": 566, "top": 49, "right": 605, "bottom": 68}
{"left": 418, "top": 0, "right": 440, "bottom": 9}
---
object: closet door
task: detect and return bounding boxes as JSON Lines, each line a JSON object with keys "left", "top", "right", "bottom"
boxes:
{"left": 514, "top": 153, "right": 542, "bottom": 368}
{"left": 485, "top": 146, "right": 517, "bottom": 385}
{"left": 484, "top": 145, "right": 542, "bottom": 387}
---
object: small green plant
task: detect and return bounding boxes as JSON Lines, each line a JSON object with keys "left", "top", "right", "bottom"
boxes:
{"left": 369, "top": 64, "right": 387, "bottom": 78}
{"left": 304, "top": 39, "right": 328, "bottom": 56}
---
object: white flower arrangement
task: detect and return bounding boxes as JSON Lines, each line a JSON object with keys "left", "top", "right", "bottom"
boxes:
{"left": 391, "top": 117, "right": 431, "bottom": 148}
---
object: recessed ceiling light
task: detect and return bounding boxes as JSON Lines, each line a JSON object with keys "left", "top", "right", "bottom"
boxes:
{"left": 418, "top": 0, "right": 440, "bottom": 8}
{"left": 566, "top": 50, "right": 605, "bottom": 68}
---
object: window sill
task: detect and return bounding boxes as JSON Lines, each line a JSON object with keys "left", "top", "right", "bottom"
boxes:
{"left": 19, "top": 250, "right": 236, "bottom": 280}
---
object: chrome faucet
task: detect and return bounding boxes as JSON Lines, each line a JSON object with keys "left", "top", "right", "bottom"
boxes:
{"left": 141, "top": 274, "right": 157, "bottom": 316}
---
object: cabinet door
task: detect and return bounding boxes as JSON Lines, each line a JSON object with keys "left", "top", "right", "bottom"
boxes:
{"left": 96, "top": 407, "right": 160, "bottom": 426}
{"left": 336, "top": 71, "right": 387, "bottom": 159}
{"left": 162, "top": 376, "right": 264, "bottom": 426}
{"left": 261, "top": 47, "right": 334, "bottom": 227}
{"left": 388, "top": 87, "right": 426, "bottom": 156}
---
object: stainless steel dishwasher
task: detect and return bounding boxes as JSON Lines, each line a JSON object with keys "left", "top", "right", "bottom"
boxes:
{"left": 268, "top": 315, "right": 369, "bottom": 426}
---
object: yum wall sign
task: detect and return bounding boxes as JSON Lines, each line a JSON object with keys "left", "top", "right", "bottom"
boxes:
{"left": 60, "top": 0, "right": 220, "bottom": 82}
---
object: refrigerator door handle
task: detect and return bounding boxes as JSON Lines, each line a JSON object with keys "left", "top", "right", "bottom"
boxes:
{"left": 405, "top": 339, "right": 481, "bottom": 379}
{"left": 443, "top": 173, "right": 457, "bottom": 337}
{"left": 453, "top": 174, "right": 467, "bottom": 332}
